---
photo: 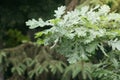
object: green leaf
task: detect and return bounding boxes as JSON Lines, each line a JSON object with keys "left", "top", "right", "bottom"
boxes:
{"left": 54, "top": 6, "right": 66, "bottom": 18}
{"left": 50, "top": 18, "right": 61, "bottom": 25}
{"left": 35, "top": 32, "right": 43, "bottom": 38}
{"left": 72, "top": 65, "right": 81, "bottom": 78}
{"left": 28, "top": 70, "right": 35, "bottom": 78}
{"left": 26, "top": 18, "right": 53, "bottom": 29}
{"left": 36, "top": 38, "right": 44, "bottom": 45}
{"left": 86, "top": 42, "right": 98, "bottom": 54}
{"left": 111, "top": 58, "right": 119, "bottom": 69}
{"left": 108, "top": 39, "right": 120, "bottom": 51}
{"left": 98, "top": 43, "right": 109, "bottom": 57}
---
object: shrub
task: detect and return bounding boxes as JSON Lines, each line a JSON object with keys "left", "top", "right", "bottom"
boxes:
{"left": 26, "top": 5, "right": 120, "bottom": 80}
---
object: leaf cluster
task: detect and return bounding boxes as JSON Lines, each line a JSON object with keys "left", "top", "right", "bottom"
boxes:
{"left": 26, "top": 5, "right": 120, "bottom": 80}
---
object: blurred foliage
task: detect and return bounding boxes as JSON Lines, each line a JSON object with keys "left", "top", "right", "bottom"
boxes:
{"left": 78, "top": 0, "right": 120, "bottom": 12}
{"left": 0, "top": 0, "right": 120, "bottom": 80}
{"left": 0, "top": 0, "right": 64, "bottom": 48}
{"left": 0, "top": 43, "right": 67, "bottom": 80}
{"left": 4, "top": 29, "right": 29, "bottom": 47}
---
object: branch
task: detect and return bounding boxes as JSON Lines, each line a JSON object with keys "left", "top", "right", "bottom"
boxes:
{"left": 66, "top": 0, "right": 79, "bottom": 11}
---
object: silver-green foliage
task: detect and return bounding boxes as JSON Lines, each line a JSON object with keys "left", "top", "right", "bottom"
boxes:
{"left": 26, "top": 5, "right": 120, "bottom": 80}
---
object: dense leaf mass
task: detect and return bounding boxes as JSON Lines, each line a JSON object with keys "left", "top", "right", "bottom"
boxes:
{"left": 26, "top": 5, "right": 120, "bottom": 80}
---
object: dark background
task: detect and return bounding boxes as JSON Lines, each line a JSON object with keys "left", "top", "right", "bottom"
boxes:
{"left": 0, "top": 0, "right": 64, "bottom": 48}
